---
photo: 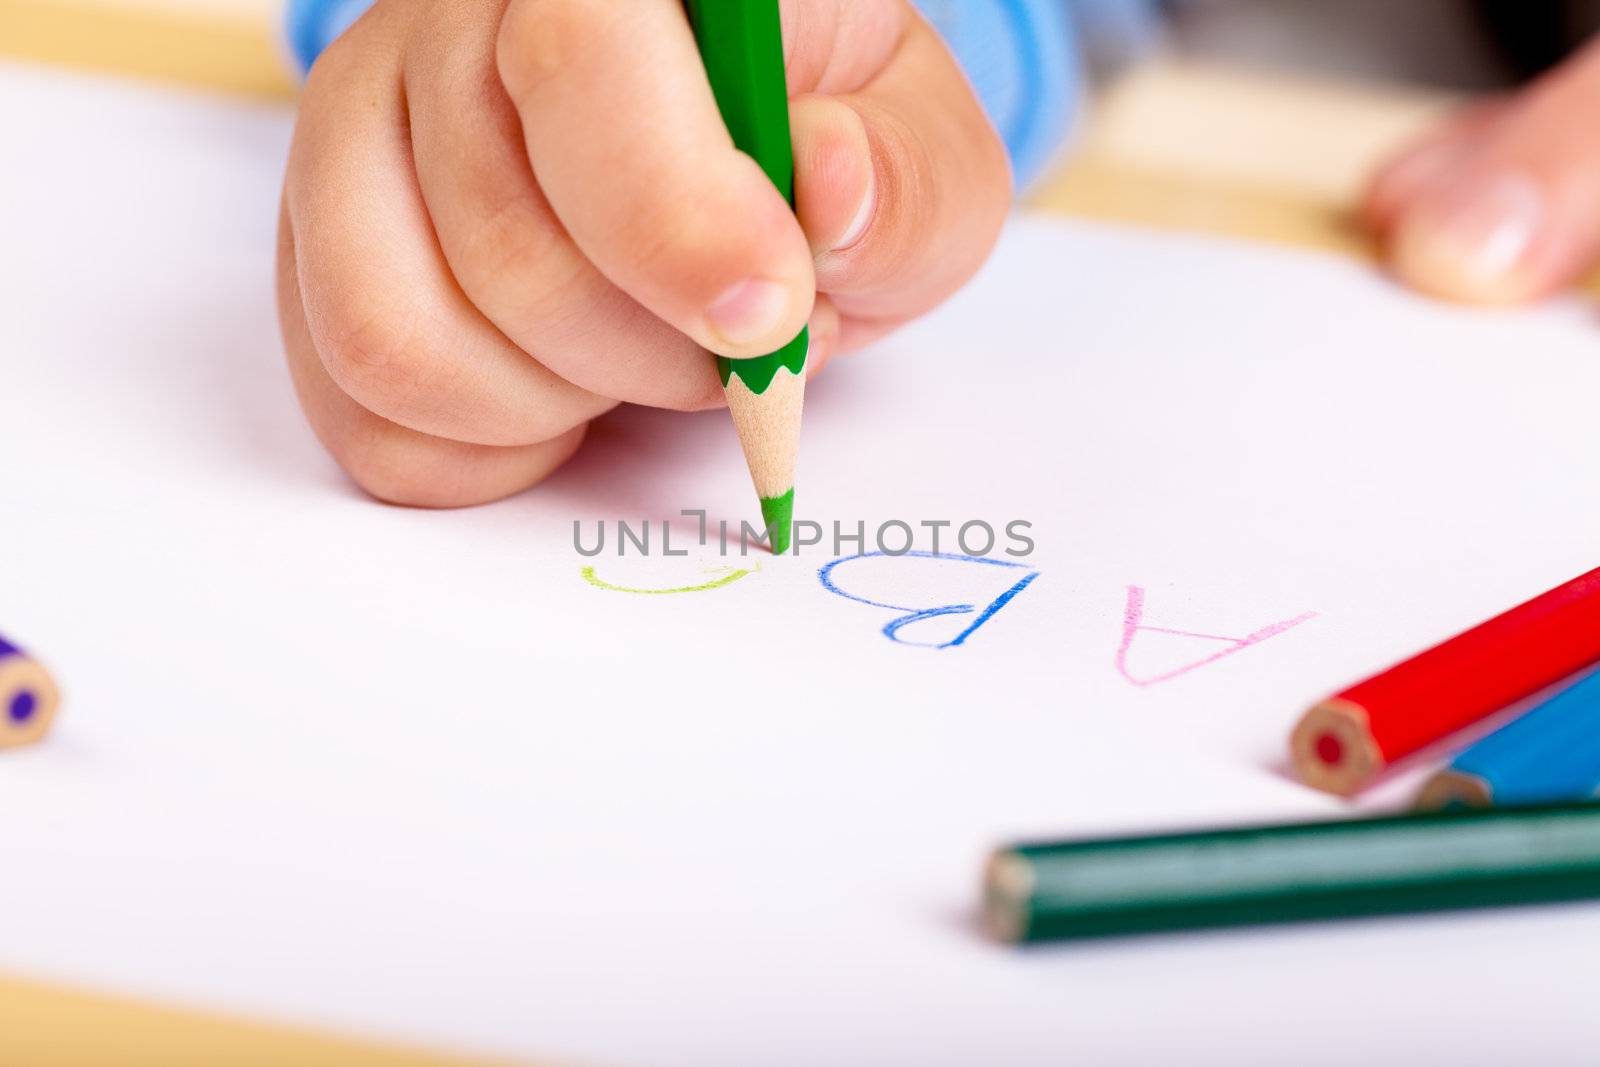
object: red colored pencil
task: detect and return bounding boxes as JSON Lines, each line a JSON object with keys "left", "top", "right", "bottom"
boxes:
{"left": 1291, "top": 566, "right": 1600, "bottom": 796}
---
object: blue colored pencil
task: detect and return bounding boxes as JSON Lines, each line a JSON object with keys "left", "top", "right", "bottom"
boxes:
{"left": 1416, "top": 669, "right": 1600, "bottom": 809}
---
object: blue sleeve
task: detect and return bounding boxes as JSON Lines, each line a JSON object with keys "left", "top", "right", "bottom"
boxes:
{"left": 911, "top": 0, "right": 1080, "bottom": 190}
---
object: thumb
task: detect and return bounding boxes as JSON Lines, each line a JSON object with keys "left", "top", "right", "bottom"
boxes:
{"left": 1377, "top": 40, "right": 1600, "bottom": 304}
{"left": 784, "top": 7, "right": 1011, "bottom": 332}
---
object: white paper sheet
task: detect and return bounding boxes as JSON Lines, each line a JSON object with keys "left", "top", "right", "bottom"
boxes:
{"left": 5, "top": 61, "right": 1600, "bottom": 1066}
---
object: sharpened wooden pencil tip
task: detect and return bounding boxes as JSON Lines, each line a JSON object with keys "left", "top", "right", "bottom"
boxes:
{"left": 1414, "top": 770, "right": 1494, "bottom": 811}
{"left": 723, "top": 352, "right": 805, "bottom": 558}
{"left": 1290, "top": 698, "right": 1382, "bottom": 797}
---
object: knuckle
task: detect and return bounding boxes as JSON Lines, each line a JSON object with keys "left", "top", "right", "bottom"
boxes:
{"left": 300, "top": 2, "right": 399, "bottom": 102}
{"left": 431, "top": 20, "right": 506, "bottom": 114}
{"left": 496, "top": 0, "right": 608, "bottom": 100}
{"left": 311, "top": 291, "right": 450, "bottom": 421}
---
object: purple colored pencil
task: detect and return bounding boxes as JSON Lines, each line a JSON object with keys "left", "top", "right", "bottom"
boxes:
{"left": 0, "top": 633, "right": 59, "bottom": 748}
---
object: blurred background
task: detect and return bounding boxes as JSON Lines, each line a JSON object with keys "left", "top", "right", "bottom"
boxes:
{"left": 9, "top": 0, "right": 1600, "bottom": 106}
{"left": 4, "top": 0, "right": 1599, "bottom": 254}
{"left": 1165, "top": 0, "right": 1600, "bottom": 87}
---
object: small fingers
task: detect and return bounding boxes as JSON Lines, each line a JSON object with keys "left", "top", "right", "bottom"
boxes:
{"left": 287, "top": 14, "right": 613, "bottom": 446}
{"left": 278, "top": 202, "right": 589, "bottom": 507}
{"left": 402, "top": 4, "right": 725, "bottom": 411}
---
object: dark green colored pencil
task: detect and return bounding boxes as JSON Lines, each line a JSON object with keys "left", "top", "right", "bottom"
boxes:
{"left": 985, "top": 803, "right": 1600, "bottom": 943}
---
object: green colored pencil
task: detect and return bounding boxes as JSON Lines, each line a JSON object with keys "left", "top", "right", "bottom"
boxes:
{"left": 984, "top": 803, "right": 1600, "bottom": 943}
{"left": 685, "top": 0, "right": 806, "bottom": 555}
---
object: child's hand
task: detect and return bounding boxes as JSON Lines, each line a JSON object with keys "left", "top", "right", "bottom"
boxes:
{"left": 277, "top": 0, "right": 1010, "bottom": 506}
{"left": 1365, "top": 38, "right": 1600, "bottom": 305}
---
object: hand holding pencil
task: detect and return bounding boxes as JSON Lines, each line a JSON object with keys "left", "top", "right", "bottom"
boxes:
{"left": 276, "top": 0, "right": 1009, "bottom": 510}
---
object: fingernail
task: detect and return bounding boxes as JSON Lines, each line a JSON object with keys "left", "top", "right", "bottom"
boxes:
{"left": 832, "top": 171, "right": 876, "bottom": 253}
{"left": 706, "top": 279, "right": 791, "bottom": 347}
{"left": 1379, "top": 139, "right": 1470, "bottom": 202}
{"left": 1390, "top": 172, "right": 1544, "bottom": 301}
{"left": 1368, "top": 138, "right": 1470, "bottom": 224}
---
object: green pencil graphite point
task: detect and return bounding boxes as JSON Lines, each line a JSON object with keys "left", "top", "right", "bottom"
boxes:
{"left": 686, "top": 0, "right": 807, "bottom": 555}
{"left": 760, "top": 489, "right": 795, "bottom": 554}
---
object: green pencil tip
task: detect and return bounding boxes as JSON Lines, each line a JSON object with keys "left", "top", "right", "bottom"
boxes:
{"left": 760, "top": 489, "right": 795, "bottom": 554}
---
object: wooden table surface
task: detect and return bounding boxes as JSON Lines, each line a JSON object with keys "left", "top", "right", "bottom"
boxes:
{"left": 1038, "top": 60, "right": 1448, "bottom": 256}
